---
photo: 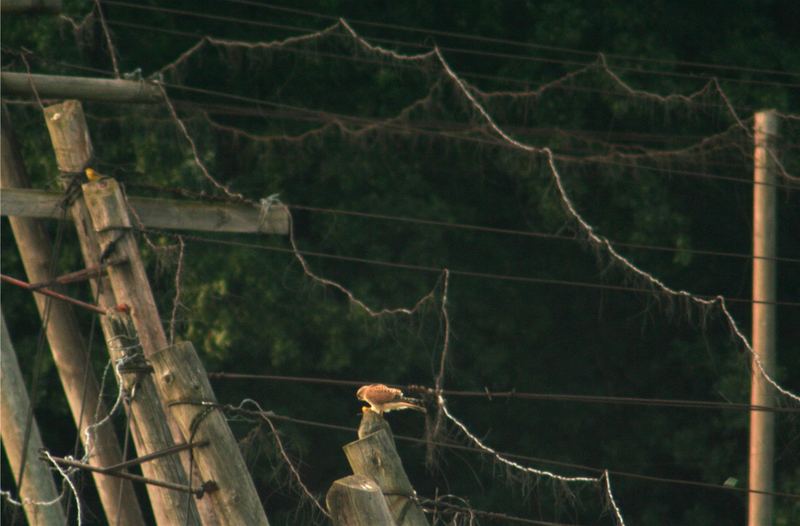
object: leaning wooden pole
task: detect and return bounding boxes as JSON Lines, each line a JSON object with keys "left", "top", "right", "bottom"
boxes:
{"left": 326, "top": 475, "right": 397, "bottom": 526}
{"left": 42, "top": 100, "right": 204, "bottom": 525}
{"left": 0, "top": 106, "right": 146, "bottom": 525}
{"left": 81, "top": 176, "right": 269, "bottom": 524}
{"left": 748, "top": 110, "right": 779, "bottom": 526}
{"left": 343, "top": 412, "right": 429, "bottom": 526}
{"left": 1, "top": 312, "right": 67, "bottom": 526}
{"left": 149, "top": 342, "right": 271, "bottom": 526}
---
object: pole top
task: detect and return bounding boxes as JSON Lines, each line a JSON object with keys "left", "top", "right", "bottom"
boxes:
{"left": 754, "top": 110, "right": 779, "bottom": 136}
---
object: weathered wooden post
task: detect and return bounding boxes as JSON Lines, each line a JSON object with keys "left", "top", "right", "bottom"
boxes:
{"left": 326, "top": 475, "right": 397, "bottom": 526}
{"left": 149, "top": 342, "right": 270, "bottom": 526}
{"left": 748, "top": 110, "right": 779, "bottom": 526}
{"left": 342, "top": 412, "right": 429, "bottom": 526}
{"left": 1, "top": 312, "right": 67, "bottom": 525}
{"left": 42, "top": 100, "right": 203, "bottom": 525}
{"left": 2, "top": 105, "right": 146, "bottom": 526}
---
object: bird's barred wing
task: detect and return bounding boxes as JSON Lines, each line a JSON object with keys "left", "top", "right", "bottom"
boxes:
{"left": 362, "top": 384, "right": 404, "bottom": 404}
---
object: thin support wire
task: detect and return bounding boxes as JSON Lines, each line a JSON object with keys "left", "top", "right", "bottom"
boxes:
{"left": 603, "top": 471, "right": 625, "bottom": 526}
{"left": 437, "top": 395, "right": 597, "bottom": 484}
{"left": 231, "top": 399, "right": 329, "bottom": 517}
{"left": 169, "top": 236, "right": 186, "bottom": 346}
{"left": 93, "top": 0, "right": 121, "bottom": 78}
{"left": 43, "top": 450, "right": 82, "bottom": 526}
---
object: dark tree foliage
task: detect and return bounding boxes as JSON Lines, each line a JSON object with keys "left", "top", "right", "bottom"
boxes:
{"left": 2, "top": 1, "right": 799, "bottom": 525}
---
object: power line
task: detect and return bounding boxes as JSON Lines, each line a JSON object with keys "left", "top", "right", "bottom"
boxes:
{"left": 103, "top": 18, "right": 785, "bottom": 123}
{"left": 138, "top": 227, "right": 800, "bottom": 308}
{"left": 1, "top": 47, "right": 116, "bottom": 77}
{"left": 133, "top": 81, "right": 797, "bottom": 190}
{"left": 122, "top": 182, "right": 800, "bottom": 265}
{"left": 50, "top": 37, "right": 779, "bottom": 191}
{"left": 417, "top": 497, "right": 590, "bottom": 526}
{"left": 220, "top": 404, "right": 800, "bottom": 501}
{"left": 222, "top": 0, "right": 800, "bottom": 80}
{"left": 195, "top": 103, "right": 761, "bottom": 174}
{"left": 280, "top": 207, "right": 797, "bottom": 265}
{"left": 174, "top": 100, "right": 725, "bottom": 144}
{"left": 100, "top": 18, "right": 738, "bottom": 107}
{"left": 283, "top": 204, "right": 800, "bottom": 265}
{"left": 104, "top": 0, "right": 800, "bottom": 88}
{"left": 8, "top": 49, "right": 789, "bottom": 189}
{"left": 207, "top": 372, "right": 800, "bottom": 413}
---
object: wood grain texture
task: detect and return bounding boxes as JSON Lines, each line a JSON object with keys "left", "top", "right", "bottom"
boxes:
{"left": 2, "top": 187, "right": 289, "bottom": 234}
{"left": 3, "top": 104, "right": 147, "bottom": 526}
{"left": 327, "top": 475, "right": 397, "bottom": 526}
{"left": 150, "top": 342, "right": 270, "bottom": 526}
{"left": 1, "top": 313, "right": 67, "bottom": 526}
{"left": 344, "top": 415, "right": 429, "bottom": 526}
{"left": 3, "top": 72, "right": 161, "bottom": 103}
{"left": 41, "top": 101, "right": 203, "bottom": 525}
{"left": 43, "top": 100, "right": 93, "bottom": 173}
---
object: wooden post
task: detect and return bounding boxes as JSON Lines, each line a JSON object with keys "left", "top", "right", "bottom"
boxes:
{"left": 1, "top": 106, "right": 146, "bottom": 526}
{"left": 77, "top": 145, "right": 265, "bottom": 523}
{"left": 748, "top": 110, "right": 778, "bottom": 526}
{"left": 79, "top": 175, "right": 175, "bottom": 361}
{"left": 343, "top": 412, "right": 429, "bottom": 526}
{"left": 326, "top": 475, "right": 397, "bottom": 526}
{"left": 42, "top": 100, "right": 204, "bottom": 526}
{"left": 149, "top": 342, "right": 270, "bottom": 526}
{"left": 2, "top": 72, "right": 161, "bottom": 103}
{"left": 1, "top": 312, "right": 67, "bottom": 526}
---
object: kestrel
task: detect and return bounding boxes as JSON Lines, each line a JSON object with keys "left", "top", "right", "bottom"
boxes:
{"left": 356, "top": 384, "right": 426, "bottom": 415}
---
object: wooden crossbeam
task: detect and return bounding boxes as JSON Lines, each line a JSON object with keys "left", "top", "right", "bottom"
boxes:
{"left": 1, "top": 187, "right": 288, "bottom": 235}
{"left": 2, "top": 71, "right": 160, "bottom": 103}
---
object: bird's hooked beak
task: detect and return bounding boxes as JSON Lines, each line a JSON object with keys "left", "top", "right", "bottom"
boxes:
{"left": 356, "top": 386, "right": 367, "bottom": 401}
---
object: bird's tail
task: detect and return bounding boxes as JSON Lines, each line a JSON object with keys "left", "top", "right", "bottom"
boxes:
{"left": 391, "top": 398, "right": 427, "bottom": 413}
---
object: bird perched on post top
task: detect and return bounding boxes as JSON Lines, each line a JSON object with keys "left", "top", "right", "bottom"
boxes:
{"left": 85, "top": 167, "right": 108, "bottom": 182}
{"left": 357, "top": 384, "right": 426, "bottom": 415}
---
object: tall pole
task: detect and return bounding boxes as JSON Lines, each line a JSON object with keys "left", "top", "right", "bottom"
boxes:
{"left": 1, "top": 311, "right": 67, "bottom": 526}
{"left": 1, "top": 106, "right": 146, "bottom": 526}
{"left": 82, "top": 177, "right": 270, "bottom": 525}
{"left": 42, "top": 100, "right": 203, "bottom": 525}
{"left": 748, "top": 110, "right": 778, "bottom": 526}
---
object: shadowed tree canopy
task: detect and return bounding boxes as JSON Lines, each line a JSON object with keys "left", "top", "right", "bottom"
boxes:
{"left": 2, "top": 1, "right": 799, "bottom": 524}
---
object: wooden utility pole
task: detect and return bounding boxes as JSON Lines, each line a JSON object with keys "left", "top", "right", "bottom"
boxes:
{"left": 79, "top": 172, "right": 267, "bottom": 524}
{"left": 748, "top": 110, "right": 779, "bottom": 526}
{"left": 41, "top": 100, "right": 203, "bottom": 525}
{"left": 2, "top": 72, "right": 161, "bottom": 103}
{"left": 1, "top": 106, "right": 146, "bottom": 526}
{"left": 327, "top": 475, "right": 397, "bottom": 526}
{"left": 149, "top": 342, "right": 271, "bottom": 526}
{"left": 1, "top": 312, "right": 67, "bottom": 526}
{"left": 343, "top": 412, "right": 429, "bottom": 526}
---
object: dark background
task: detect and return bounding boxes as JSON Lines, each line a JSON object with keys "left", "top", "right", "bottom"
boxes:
{"left": 2, "top": 1, "right": 799, "bottom": 524}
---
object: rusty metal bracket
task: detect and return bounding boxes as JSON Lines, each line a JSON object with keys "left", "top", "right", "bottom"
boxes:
{"left": 42, "top": 450, "right": 214, "bottom": 498}
{"left": 26, "top": 258, "right": 126, "bottom": 290}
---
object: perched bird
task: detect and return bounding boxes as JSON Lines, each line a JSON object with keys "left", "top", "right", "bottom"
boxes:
{"left": 356, "top": 384, "right": 426, "bottom": 415}
{"left": 85, "top": 167, "right": 107, "bottom": 182}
